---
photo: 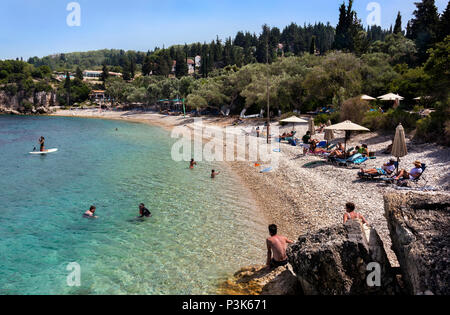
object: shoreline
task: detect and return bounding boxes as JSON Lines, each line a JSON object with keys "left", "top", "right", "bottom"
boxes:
{"left": 49, "top": 109, "right": 295, "bottom": 235}
{"left": 49, "top": 109, "right": 450, "bottom": 272}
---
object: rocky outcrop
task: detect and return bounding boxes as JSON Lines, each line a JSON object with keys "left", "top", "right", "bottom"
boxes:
{"left": 0, "top": 90, "right": 56, "bottom": 114}
{"left": 287, "top": 220, "right": 397, "bottom": 295}
{"left": 218, "top": 265, "right": 302, "bottom": 295}
{"left": 384, "top": 192, "right": 450, "bottom": 295}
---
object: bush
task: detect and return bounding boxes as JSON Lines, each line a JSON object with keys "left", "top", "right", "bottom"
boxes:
{"left": 340, "top": 97, "right": 370, "bottom": 125}
{"left": 21, "top": 100, "right": 34, "bottom": 113}
{"left": 315, "top": 112, "right": 340, "bottom": 125}
{"left": 362, "top": 111, "right": 385, "bottom": 131}
{"left": 415, "top": 101, "right": 450, "bottom": 146}
{"left": 382, "top": 109, "right": 419, "bottom": 131}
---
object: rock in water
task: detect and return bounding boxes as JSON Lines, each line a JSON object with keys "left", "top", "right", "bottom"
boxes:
{"left": 384, "top": 192, "right": 450, "bottom": 295}
{"left": 218, "top": 265, "right": 302, "bottom": 295}
{"left": 287, "top": 220, "right": 396, "bottom": 295}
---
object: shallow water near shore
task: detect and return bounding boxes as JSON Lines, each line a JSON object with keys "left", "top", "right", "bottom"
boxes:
{"left": 0, "top": 115, "right": 267, "bottom": 295}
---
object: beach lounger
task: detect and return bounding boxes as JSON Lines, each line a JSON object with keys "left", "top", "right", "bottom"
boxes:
{"left": 329, "top": 153, "right": 369, "bottom": 168}
{"left": 358, "top": 162, "right": 399, "bottom": 180}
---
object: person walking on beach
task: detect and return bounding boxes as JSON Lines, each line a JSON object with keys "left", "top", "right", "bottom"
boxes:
{"left": 343, "top": 202, "right": 368, "bottom": 225}
{"left": 256, "top": 126, "right": 261, "bottom": 138}
{"left": 139, "top": 203, "right": 152, "bottom": 218}
{"left": 266, "top": 224, "right": 294, "bottom": 268}
{"left": 84, "top": 206, "right": 98, "bottom": 219}
{"left": 211, "top": 170, "right": 220, "bottom": 179}
{"left": 39, "top": 136, "right": 45, "bottom": 152}
{"left": 190, "top": 159, "right": 197, "bottom": 169}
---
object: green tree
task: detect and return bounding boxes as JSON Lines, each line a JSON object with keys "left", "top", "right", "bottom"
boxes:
{"left": 424, "top": 35, "right": 450, "bottom": 100}
{"left": 394, "top": 11, "right": 403, "bottom": 34}
{"left": 309, "top": 36, "right": 316, "bottom": 54}
{"left": 75, "top": 66, "right": 83, "bottom": 81}
{"left": 175, "top": 50, "right": 188, "bottom": 78}
{"left": 100, "top": 63, "right": 109, "bottom": 86}
{"left": 407, "top": 0, "right": 440, "bottom": 63}
{"left": 64, "top": 72, "right": 71, "bottom": 106}
{"left": 437, "top": 1, "right": 450, "bottom": 41}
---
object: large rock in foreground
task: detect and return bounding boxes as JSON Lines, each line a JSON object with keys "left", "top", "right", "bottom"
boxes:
{"left": 218, "top": 265, "right": 302, "bottom": 295}
{"left": 384, "top": 192, "right": 450, "bottom": 295}
{"left": 287, "top": 220, "right": 396, "bottom": 295}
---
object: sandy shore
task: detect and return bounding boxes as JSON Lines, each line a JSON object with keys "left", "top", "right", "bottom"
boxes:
{"left": 51, "top": 109, "right": 450, "bottom": 266}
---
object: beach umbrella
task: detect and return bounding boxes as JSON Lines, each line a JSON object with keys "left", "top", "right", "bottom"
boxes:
{"left": 391, "top": 124, "right": 408, "bottom": 173}
{"left": 280, "top": 116, "right": 308, "bottom": 131}
{"left": 361, "top": 94, "right": 376, "bottom": 101}
{"left": 308, "top": 117, "right": 316, "bottom": 136}
{"left": 378, "top": 93, "right": 405, "bottom": 101}
{"left": 324, "top": 120, "right": 335, "bottom": 142}
{"left": 325, "top": 120, "right": 370, "bottom": 156}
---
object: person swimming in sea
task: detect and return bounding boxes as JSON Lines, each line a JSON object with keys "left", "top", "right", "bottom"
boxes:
{"left": 83, "top": 206, "right": 98, "bottom": 219}
{"left": 190, "top": 159, "right": 197, "bottom": 169}
{"left": 211, "top": 170, "right": 220, "bottom": 179}
{"left": 38, "top": 136, "right": 45, "bottom": 152}
{"left": 139, "top": 203, "right": 152, "bottom": 218}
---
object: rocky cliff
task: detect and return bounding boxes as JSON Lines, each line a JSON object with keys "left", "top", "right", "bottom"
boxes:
{"left": 287, "top": 220, "right": 397, "bottom": 295}
{"left": 0, "top": 90, "right": 56, "bottom": 114}
{"left": 384, "top": 191, "right": 450, "bottom": 295}
{"left": 225, "top": 193, "right": 449, "bottom": 296}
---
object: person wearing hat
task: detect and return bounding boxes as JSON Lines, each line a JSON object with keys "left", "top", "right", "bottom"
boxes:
{"left": 395, "top": 161, "right": 423, "bottom": 180}
{"left": 360, "top": 159, "right": 396, "bottom": 176}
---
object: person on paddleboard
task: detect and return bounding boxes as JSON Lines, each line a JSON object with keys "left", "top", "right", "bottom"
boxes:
{"left": 39, "top": 136, "right": 45, "bottom": 152}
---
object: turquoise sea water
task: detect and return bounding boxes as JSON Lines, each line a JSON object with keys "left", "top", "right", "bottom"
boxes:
{"left": 0, "top": 115, "right": 267, "bottom": 295}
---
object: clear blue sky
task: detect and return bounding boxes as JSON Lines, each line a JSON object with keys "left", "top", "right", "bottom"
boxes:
{"left": 0, "top": 0, "right": 447, "bottom": 60}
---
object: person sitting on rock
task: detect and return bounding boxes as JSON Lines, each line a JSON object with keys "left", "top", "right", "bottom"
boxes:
{"left": 266, "top": 224, "right": 294, "bottom": 268}
{"left": 343, "top": 202, "right": 369, "bottom": 225}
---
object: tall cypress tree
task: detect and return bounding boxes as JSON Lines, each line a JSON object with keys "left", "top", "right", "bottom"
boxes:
{"left": 333, "top": 0, "right": 361, "bottom": 52}
{"left": 175, "top": 50, "right": 188, "bottom": 78}
{"left": 100, "top": 63, "right": 109, "bottom": 86}
{"left": 309, "top": 36, "right": 316, "bottom": 54}
{"left": 394, "top": 11, "right": 403, "bottom": 34}
{"left": 64, "top": 72, "right": 71, "bottom": 106}
{"left": 437, "top": 1, "right": 450, "bottom": 41}
{"left": 407, "top": 0, "right": 440, "bottom": 62}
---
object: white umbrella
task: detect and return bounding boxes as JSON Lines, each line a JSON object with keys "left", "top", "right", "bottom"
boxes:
{"left": 361, "top": 94, "right": 376, "bottom": 101}
{"left": 280, "top": 116, "right": 308, "bottom": 132}
{"left": 325, "top": 120, "right": 370, "bottom": 155}
{"left": 378, "top": 93, "right": 404, "bottom": 101}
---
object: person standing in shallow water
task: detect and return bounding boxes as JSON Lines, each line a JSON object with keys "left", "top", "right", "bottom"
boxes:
{"left": 211, "top": 170, "right": 220, "bottom": 178}
{"left": 266, "top": 224, "right": 294, "bottom": 268}
{"left": 190, "top": 159, "right": 197, "bottom": 169}
{"left": 139, "top": 203, "right": 151, "bottom": 218}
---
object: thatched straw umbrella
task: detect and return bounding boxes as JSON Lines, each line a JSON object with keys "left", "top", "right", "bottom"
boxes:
{"left": 325, "top": 120, "right": 370, "bottom": 156}
{"left": 324, "top": 120, "right": 335, "bottom": 144}
{"left": 280, "top": 116, "right": 308, "bottom": 132}
{"left": 391, "top": 124, "right": 408, "bottom": 173}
